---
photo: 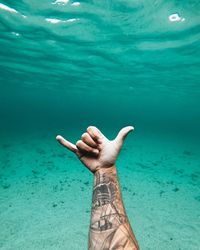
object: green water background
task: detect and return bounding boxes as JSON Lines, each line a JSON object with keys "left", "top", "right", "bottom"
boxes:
{"left": 0, "top": 0, "right": 200, "bottom": 139}
{"left": 0, "top": 1, "right": 200, "bottom": 249}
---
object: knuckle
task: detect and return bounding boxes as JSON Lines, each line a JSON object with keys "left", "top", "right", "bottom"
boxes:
{"left": 87, "top": 126, "right": 95, "bottom": 132}
{"left": 87, "top": 126, "right": 92, "bottom": 132}
{"left": 76, "top": 140, "right": 82, "bottom": 147}
{"left": 93, "top": 134, "right": 98, "bottom": 140}
{"left": 81, "top": 133, "right": 87, "bottom": 140}
{"left": 87, "top": 126, "right": 99, "bottom": 141}
{"left": 92, "top": 149, "right": 99, "bottom": 154}
{"left": 88, "top": 147, "right": 93, "bottom": 152}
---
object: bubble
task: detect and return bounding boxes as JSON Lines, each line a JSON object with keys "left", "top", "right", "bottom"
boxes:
{"left": 168, "top": 13, "right": 185, "bottom": 22}
{"left": 11, "top": 32, "right": 20, "bottom": 37}
{"left": 66, "top": 18, "right": 77, "bottom": 22}
{"left": 52, "top": 0, "right": 69, "bottom": 5}
{"left": 45, "top": 18, "right": 78, "bottom": 24}
{"left": 46, "top": 18, "right": 62, "bottom": 24}
{"left": 71, "top": 2, "right": 81, "bottom": 6}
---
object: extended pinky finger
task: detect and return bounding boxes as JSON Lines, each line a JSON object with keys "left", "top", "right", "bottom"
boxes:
{"left": 56, "top": 135, "right": 77, "bottom": 153}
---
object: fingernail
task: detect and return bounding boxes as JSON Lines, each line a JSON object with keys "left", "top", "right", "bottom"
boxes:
{"left": 56, "top": 135, "right": 62, "bottom": 140}
{"left": 94, "top": 149, "right": 99, "bottom": 154}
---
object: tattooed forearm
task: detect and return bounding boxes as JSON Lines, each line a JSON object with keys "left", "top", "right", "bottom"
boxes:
{"left": 88, "top": 167, "right": 139, "bottom": 250}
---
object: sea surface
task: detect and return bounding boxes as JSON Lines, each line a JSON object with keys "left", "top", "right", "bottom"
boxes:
{"left": 0, "top": 1, "right": 200, "bottom": 249}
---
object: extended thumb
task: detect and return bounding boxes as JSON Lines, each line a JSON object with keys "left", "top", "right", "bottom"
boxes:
{"left": 114, "top": 126, "right": 134, "bottom": 145}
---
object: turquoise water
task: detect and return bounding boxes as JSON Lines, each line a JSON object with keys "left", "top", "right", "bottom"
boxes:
{"left": 0, "top": 1, "right": 200, "bottom": 249}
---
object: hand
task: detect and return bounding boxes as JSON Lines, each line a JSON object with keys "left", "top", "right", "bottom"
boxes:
{"left": 56, "top": 126, "right": 134, "bottom": 173}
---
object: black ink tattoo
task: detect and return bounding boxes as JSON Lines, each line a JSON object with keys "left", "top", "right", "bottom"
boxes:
{"left": 89, "top": 170, "right": 139, "bottom": 250}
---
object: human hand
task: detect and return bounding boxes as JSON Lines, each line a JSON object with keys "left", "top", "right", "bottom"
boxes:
{"left": 56, "top": 126, "right": 134, "bottom": 173}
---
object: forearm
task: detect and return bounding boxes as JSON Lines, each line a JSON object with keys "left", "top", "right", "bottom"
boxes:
{"left": 88, "top": 166, "right": 139, "bottom": 250}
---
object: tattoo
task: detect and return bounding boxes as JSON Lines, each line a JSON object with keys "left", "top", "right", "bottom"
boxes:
{"left": 89, "top": 170, "right": 139, "bottom": 250}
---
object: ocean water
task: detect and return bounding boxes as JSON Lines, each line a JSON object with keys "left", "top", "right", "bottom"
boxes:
{"left": 0, "top": 1, "right": 200, "bottom": 249}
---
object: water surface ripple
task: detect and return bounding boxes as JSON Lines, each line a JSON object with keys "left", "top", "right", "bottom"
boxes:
{"left": 0, "top": 0, "right": 199, "bottom": 98}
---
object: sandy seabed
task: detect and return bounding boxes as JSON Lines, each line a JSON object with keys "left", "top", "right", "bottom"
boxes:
{"left": 0, "top": 130, "right": 199, "bottom": 250}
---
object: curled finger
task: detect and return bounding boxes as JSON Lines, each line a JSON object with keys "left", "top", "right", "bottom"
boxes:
{"left": 76, "top": 140, "right": 99, "bottom": 155}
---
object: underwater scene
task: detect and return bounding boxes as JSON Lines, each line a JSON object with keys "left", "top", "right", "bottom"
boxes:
{"left": 0, "top": 0, "right": 200, "bottom": 249}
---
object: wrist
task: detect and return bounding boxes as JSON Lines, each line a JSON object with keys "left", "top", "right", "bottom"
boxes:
{"left": 94, "top": 165, "right": 117, "bottom": 175}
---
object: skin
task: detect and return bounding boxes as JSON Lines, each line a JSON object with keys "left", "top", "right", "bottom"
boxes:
{"left": 56, "top": 126, "right": 139, "bottom": 250}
